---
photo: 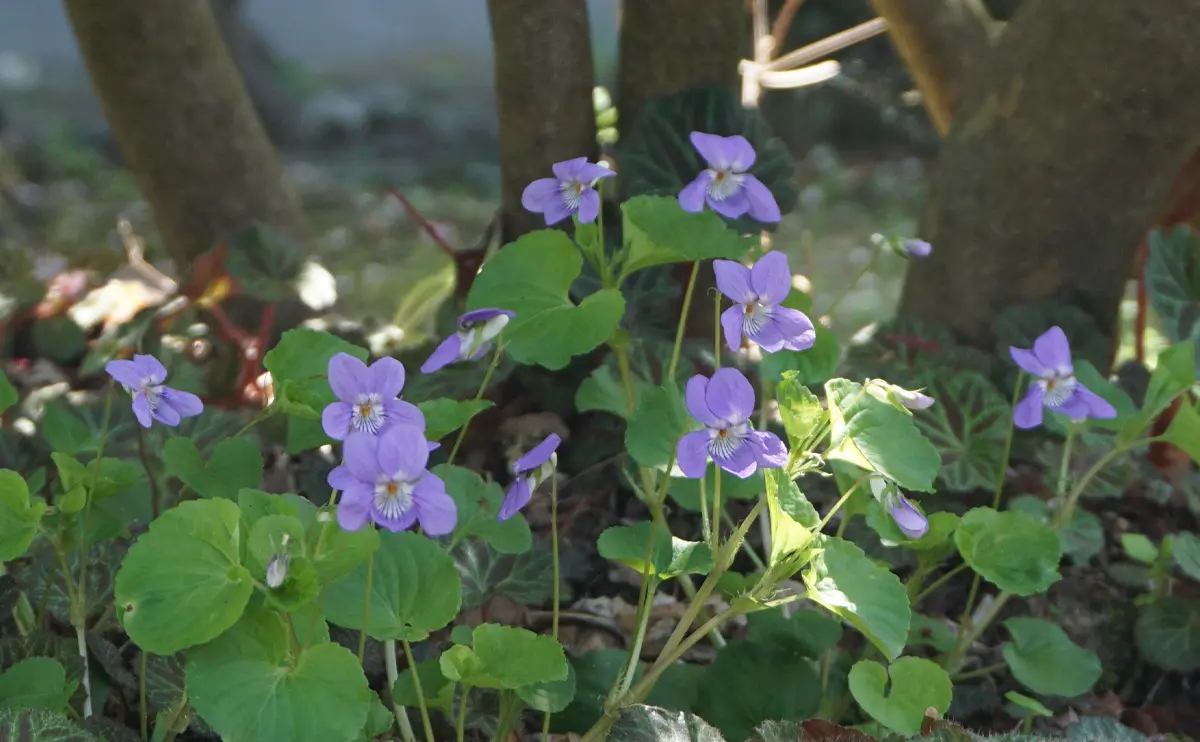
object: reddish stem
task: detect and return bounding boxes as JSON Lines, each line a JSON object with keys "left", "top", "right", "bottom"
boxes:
{"left": 389, "top": 188, "right": 458, "bottom": 260}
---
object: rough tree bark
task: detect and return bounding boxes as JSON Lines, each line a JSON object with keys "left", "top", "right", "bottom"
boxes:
{"left": 487, "top": 0, "right": 598, "bottom": 243}
{"left": 64, "top": 0, "right": 309, "bottom": 267}
{"left": 616, "top": 0, "right": 746, "bottom": 139}
{"left": 898, "top": 0, "right": 1200, "bottom": 349}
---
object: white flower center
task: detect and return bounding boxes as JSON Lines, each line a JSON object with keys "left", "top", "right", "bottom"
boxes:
{"left": 560, "top": 180, "right": 586, "bottom": 211}
{"left": 706, "top": 168, "right": 745, "bottom": 202}
{"left": 374, "top": 475, "right": 416, "bottom": 520}
{"left": 741, "top": 301, "right": 772, "bottom": 336}
{"left": 138, "top": 378, "right": 164, "bottom": 410}
{"left": 1038, "top": 373, "right": 1077, "bottom": 408}
{"left": 352, "top": 393, "right": 386, "bottom": 434}
{"left": 708, "top": 422, "right": 750, "bottom": 460}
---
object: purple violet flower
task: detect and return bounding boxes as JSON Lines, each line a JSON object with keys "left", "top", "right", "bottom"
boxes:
{"left": 676, "top": 368, "right": 788, "bottom": 479}
{"left": 901, "top": 239, "right": 932, "bottom": 258}
{"left": 322, "top": 353, "right": 423, "bottom": 441}
{"left": 870, "top": 476, "right": 928, "bottom": 539}
{"left": 1009, "top": 326, "right": 1116, "bottom": 429}
{"left": 105, "top": 355, "right": 203, "bottom": 429}
{"left": 421, "top": 308, "right": 516, "bottom": 374}
{"left": 521, "top": 158, "right": 615, "bottom": 226}
{"left": 498, "top": 433, "right": 561, "bottom": 522}
{"left": 678, "top": 132, "right": 780, "bottom": 223}
{"left": 327, "top": 426, "right": 456, "bottom": 534}
{"left": 714, "top": 251, "right": 815, "bottom": 353}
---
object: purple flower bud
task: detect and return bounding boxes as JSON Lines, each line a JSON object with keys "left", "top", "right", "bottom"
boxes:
{"left": 266, "top": 553, "right": 289, "bottom": 589}
{"left": 498, "top": 434, "right": 562, "bottom": 522}
{"left": 105, "top": 355, "right": 204, "bottom": 429}
{"left": 421, "top": 308, "right": 515, "bottom": 374}
{"left": 902, "top": 239, "right": 932, "bottom": 258}
{"left": 870, "top": 475, "right": 928, "bottom": 539}
{"left": 1009, "top": 326, "right": 1117, "bottom": 430}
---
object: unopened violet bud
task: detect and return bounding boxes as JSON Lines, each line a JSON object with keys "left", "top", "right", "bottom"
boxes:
{"left": 865, "top": 379, "right": 935, "bottom": 414}
{"left": 869, "top": 475, "right": 928, "bottom": 539}
{"left": 421, "top": 308, "right": 515, "bottom": 374}
{"left": 498, "top": 434, "right": 562, "bottom": 522}
{"left": 902, "top": 239, "right": 932, "bottom": 258}
{"left": 266, "top": 553, "right": 289, "bottom": 589}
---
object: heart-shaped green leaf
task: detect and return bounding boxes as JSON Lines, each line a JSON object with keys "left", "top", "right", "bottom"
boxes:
{"left": 597, "top": 521, "right": 713, "bottom": 579}
{"left": 955, "top": 507, "right": 1061, "bottom": 595}
{"left": 619, "top": 195, "right": 753, "bottom": 277}
{"left": 804, "top": 536, "right": 910, "bottom": 660}
{"left": 161, "top": 437, "right": 262, "bottom": 500}
{"left": 1002, "top": 617, "right": 1101, "bottom": 697}
{"left": 439, "top": 623, "right": 567, "bottom": 690}
{"left": 825, "top": 378, "right": 941, "bottom": 492}
{"left": 0, "top": 469, "right": 46, "bottom": 561}
{"left": 848, "top": 657, "right": 952, "bottom": 736}
{"left": 418, "top": 398, "right": 494, "bottom": 441}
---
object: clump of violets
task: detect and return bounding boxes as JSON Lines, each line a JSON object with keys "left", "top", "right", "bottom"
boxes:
{"left": 328, "top": 425, "right": 456, "bottom": 534}
{"left": 677, "top": 368, "right": 787, "bottom": 478}
{"left": 498, "top": 434, "right": 561, "bottom": 522}
{"left": 521, "top": 157, "right": 615, "bottom": 225}
{"left": 1009, "top": 326, "right": 1116, "bottom": 429}
{"left": 322, "top": 353, "right": 424, "bottom": 441}
{"left": 421, "top": 308, "right": 515, "bottom": 374}
{"left": 870, "top": 475, "right": 928, "bottom": 539}
{"left": 714, "top": 251, "right": 815, "bottom": 353}
{"left": 105, "top": 355, "right": 203, "bottom": 428}
{"left": 679, "top": 132, "right": 780, "bottom": 223}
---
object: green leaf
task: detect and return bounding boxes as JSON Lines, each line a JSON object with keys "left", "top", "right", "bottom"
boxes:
{"left": 263, "top": 329, "right": 368, "bottom": 421}
{"left": 626, "top": 383, "right": 692, "bottom": 469}
{"left": 745, "top": 609, "right": 842, "bottom": 658}
{"left": 1060, "top": 509, "right": 1104, "bottom": 564}
{"left": 645, "top": 663, "right": 705, "bottom": 714}
{"left": 453, "top": 539, "right": 554, "bottom": 611}
{"left": 911, "top": 371, "right": 1011, "bottom": 493}
{"left": 1005, "top": 691, "right": 1053, "bottom": 718}
{"left": 766, "top": 468, "right": 815, "bottom": 566}
{"left": 113, "top": 499, "right": 253, "bottom": 654}
{"left": 576, "top": 365, "right": 641, "bottom": 419}
{"left": 761, "top": 326, "right": 840, "bottom": 387}
{"left": 848, "top": 657, "right": 952, "bottom": 736}
{"left": 698, "top": 642, "right": 820, "bottom": 741}
{"left": 1172, "top": 532, "right": 1200, "bottom": 581}
{"left": 391, "top": 660, "right": 452, "bottom": 712}
{"left": 554, "top": 650, "right": 630, "bottom": 733}
{"left": 0, "top": 469, "right": 46, "bottom": 561}
{"left": 1124, "top": 340, "right": 1197, "bottom": 442}
{"left": 186, "top": 609, "right": 372, "bottom": 742}
{"left": 0, "top": 371, "right": 16, "bottom": 414}
{"left": 825, "top": 378, "right": 941, "bottom": 492}
{"left": 1135, "top": 596, "right": 1200, "bottom": 672}
{"left": 436, "top": 465, "right": 531, "bottom": 554}
{"left": 954, "top": 507, "right": 1061, "bottom": 595}
{"left": 418, "top": 398, "right": 494, "bottom": 441}
{"left": 608, "top": 704, "right": 726, "bottom": 742}
{"left": 618, "top": 85, "right": 797, "bottom": 233}
{"left": 0, "top": 657, "right": 71, "bottom": 711}
{"left": 1163, "top": 402, "right": 1200, "bottom": 466}
{"left": 160, "top": 437, "right": 262, "bottom": 500}
{"left": 1121, "top": 533, "right": 1158, "bottom": 564}
{"left": 465, "top": 230, "right": 625, "bottom": 370}
{"left": 775, "top": 372, "right": 826, "bottom": 451}
{"left": 669, "top": 465, "right": 763, "bottom": 512}
{"left": 226, "top": 224, "right": 306, "bottom": 302}
{"left": 324, "top": 530, "right": 461, "bottom": 641}
{"left": 83, "top": 457, "right": 144, "bottom": 501}
{"left": 517, "top": 662, "right": 577, "bottom": 713}
{"left": 31, "top": 317, "right": 86, "bottom": 366}
{"left": 439, "top": 623, "right": 568, "bottom": 690}
{"left": 1145, "top": 226, "right": 1200, "bottom": 369}
{"left": 803, "top": 536, "right": 911, "bottom": 660}
{"left": 41, "top": 402, "right": 96, "bottom": 456}
{"left": 907, "top": 614, "right": 956, "bottom": 653}
{"left": 1002, "top": 617, "right": 1101, "bottom": 697}
{"left": 619, "top": 195, "right": 753, "bottom": 276}
{"left": 597, "top": 521, "right": 713, "bottom": 579}
{"left": 0, "top": 707, "right": 98, "bottom": 741}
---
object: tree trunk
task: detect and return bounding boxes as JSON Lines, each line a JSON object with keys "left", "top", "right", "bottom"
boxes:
{"left": 64, "top": 0, "right": 309, "bottom": 267}
{"left": 900, "top": 0, "right": 1200, "bottom": 352}
{"left": 616, "top": 0, "right": 746, "bottom": 139}
{"left": 487, "top": 0, "right": 598, "bottom": 244}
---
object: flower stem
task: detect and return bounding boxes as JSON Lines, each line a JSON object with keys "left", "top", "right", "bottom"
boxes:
{"left": 139, "top": 650, "right": 149, "bottom": 741}
{"left": 447, "top": 343, "right": 503, "bottom": 467}
{"left": 912, "top": 562, "right": 968, "bottom": 606}
{"left": 991, "top": 371, "right": 1024, "bottom": 511}
{"left": 136, "top": 426, "right": 163, "bottom": 518}
{"left": 951, "top": 661, "right": 1007, "bottom": 682}
{"left": 542, "top": 473, "right": 562, "bottom": 738}
{"left": 698, "top": 475, "right": 711, "bottom": 544}
{"left": 711, "top": 468, "right": 723, "bottom": 552}
{"left": 384, "top": 640, "right": 418, "bottom": 742}
{"left": 667, "top": 262, "right": 701, "bottom": 381}
{"left": 614, "top": 343, "right": 638, "bottom": 415}
{"left": 944, "top": 591, "right": 1012, "bottom": 673}
{"left": 823, "top": 251, "right": 878, "bottom": 319}
{"left": 815, "top": 475, "right": 867, "bottom": 532}
{"left": 401, "top": 639, "right": 436, "bottom": 742}
{"left": 74, "top": 380, "right": 114, "bottom": 719}
{"left": 713, "top": 288, "right": 723, "bottom": 368}
{"left": 1052, "top": 423, "right": 1080, "bottom": 528}
{"left": 357, "top": 551, "right": 375, "bottom": 663}
{"left": 455, "top": 685, "right": 470, "bottom": 742}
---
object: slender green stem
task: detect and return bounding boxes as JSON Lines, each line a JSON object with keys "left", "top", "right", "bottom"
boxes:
{"left": 711, "top": 469, "right": 722, "bottom": 553}
{"left": 401, "top": 640, "right": 436, "bottom": 742}
{"left": 698, "top": 475, "right": 711, "bottom": 544}
{"left": 722, "top": 510, "right": 766, "bottom": 571}
{"left": 614, "top": 343, "right": 638, "bottom": 414}
{"left": 139, "top": 651, "right": 149, "bottom": 741}
{"left": 944, "top": 591, "right": 1012, "bottom": 673}
{"left": 357, "top": 551, "right": 375, "bottom": 663}
{"left": 951, "top": 661, "right": 1007, "bottom": 682}
{"left": 991, "top": 371, "right": 1024, "bottom": 510}
{"left": 815, "top": 475, "right": 868, "bottom": 532}
{"left": 913, "top": 562, "right": 968, "bottom": 606}
{"left": 542, "top": 473, "right": 562, "bottom": 738}
{"left": 667, "top": 262, "right": 701, "bottom": 380}
{"left": 455, "top": 685, "right": 470, "bottom": 742}
{"left": 159, "top": 690, "right": 190, "bottom": 742}
{"left": 615, "top": 520, "right": 661, "bottom": 699}
{"left": 823, "top": 251, "right": 878, "bottom": 318}
{"left": 713, "top": 288, "right": 722, "bottom": 366}
{"left": 447, "top": 343, "right": 503, "bottom": 466}
{"left": 135, "top": 426, "right": 164, "bottom": 518}
{"left": 384, "top": 640, "right": 418, "bottom": 742}
{"left": 1052, "top": 424, "right": 1080, "bottom": 528}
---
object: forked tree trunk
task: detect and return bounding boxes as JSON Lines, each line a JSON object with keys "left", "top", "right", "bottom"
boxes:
{"left": 899, "top": 0, "right": 1200, "bottom": 352}
{"left": 64, "top": 0, "right": 309, "bottom": 267}
{"left": 487, "top": 0, "right": 599, "bottom": 243}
